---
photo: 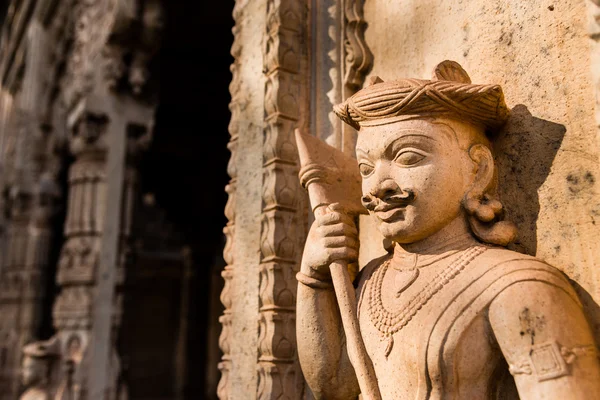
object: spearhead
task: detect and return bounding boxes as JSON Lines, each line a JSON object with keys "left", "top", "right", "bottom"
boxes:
{"left": 295, "top": 129, "right": 366, "bottom": 216}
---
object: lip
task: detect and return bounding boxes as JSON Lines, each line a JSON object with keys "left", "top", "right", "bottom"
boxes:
{"left": 375, "top": 207, "right": 406, "bottom": 222}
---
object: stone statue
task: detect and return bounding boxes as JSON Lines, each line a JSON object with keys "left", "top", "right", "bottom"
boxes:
{"left": 296, "top": 61, "right": 600, "bottom": 399}
{"left": 19, "top": 338, "right": 60, "bottom": 400}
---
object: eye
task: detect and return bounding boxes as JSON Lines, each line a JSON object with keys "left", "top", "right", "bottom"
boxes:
{"left": 359, "top": 163, "right": 374, "bottom": 177}
{"left": 394, "top": 150, "right": 425, "bottom": 166}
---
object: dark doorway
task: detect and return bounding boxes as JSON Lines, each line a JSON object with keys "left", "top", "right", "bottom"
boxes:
{"left": 121, "top": 1, "right": 235, "bottom": 399}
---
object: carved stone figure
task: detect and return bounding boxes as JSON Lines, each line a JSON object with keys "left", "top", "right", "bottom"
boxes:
{"left": 19, "top": 338, "right": 60, "bottom": 400}
{"left": 296, "top": 61, "right": 600, "bottom": 399}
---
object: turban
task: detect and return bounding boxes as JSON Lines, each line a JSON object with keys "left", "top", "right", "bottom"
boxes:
{"left": 333, "top": 60, "right": 509, "bottom": 132}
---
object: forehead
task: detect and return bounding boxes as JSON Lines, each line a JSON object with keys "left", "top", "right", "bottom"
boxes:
{"left": 355, "top": 119, "right": 455, "bottom": 154}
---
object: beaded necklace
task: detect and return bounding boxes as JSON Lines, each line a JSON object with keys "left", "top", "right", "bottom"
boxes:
{"left": 367, "top": 245, "right": 487, "bottom": 358}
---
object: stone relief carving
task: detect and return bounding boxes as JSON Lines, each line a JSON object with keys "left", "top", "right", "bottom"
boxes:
{"left": 19, "top": 338, "right": 61, "bottom": 400}
{"left": 296, "top": 61, "right": 600, "bottom": 399}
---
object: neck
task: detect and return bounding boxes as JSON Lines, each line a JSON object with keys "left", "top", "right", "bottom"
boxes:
{"left": 395, "top": 216, "right": 476, "bottom": 256}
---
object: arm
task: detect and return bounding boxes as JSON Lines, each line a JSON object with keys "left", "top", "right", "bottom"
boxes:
{"left": 296, "top": 206, "right": 360, "bottom": 399}
{"left": 489, "top": 278, "right": 600, "bottom": 399}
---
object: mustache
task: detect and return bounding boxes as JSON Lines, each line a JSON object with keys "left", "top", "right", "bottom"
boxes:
{"left": 361, "top": 190, "right": 416, "bottom": 211}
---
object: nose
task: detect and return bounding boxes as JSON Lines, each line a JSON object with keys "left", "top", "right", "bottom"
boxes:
{"left": 362, "top": 176, "right": 400, "bottom": 206}
{"left": 371, "top": 178, "right": 400, "bottom": 199}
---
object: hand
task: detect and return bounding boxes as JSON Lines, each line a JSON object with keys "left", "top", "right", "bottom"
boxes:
{"left": 301, "top": 203, "right": 359, "bottom": 280}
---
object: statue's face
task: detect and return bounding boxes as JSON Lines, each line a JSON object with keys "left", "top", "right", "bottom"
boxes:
{"left": 21, "top": 356, "right": 43, "bottom": 386}
{"left": 356, "top": 119, "right": 475, "bottom": 244}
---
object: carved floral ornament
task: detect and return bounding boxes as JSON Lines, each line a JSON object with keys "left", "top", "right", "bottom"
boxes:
{"left": 342, "top": 0, "right": 373, "bottom": 90}
{"left": 62, "top": 0, "right": 164, "bottom": 109}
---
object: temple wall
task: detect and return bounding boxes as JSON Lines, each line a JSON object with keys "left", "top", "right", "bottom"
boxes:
{"left": 360, "top": 0, "right": 600, "bottom": 336}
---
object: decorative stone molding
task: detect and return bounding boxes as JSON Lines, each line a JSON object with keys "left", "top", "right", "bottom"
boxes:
{"left": 342, "top": 0, "right": 373, "bottom": 91}
{"left": 257, "top": 0, "right": 309, "bottom": 398}
{"left": 337, "top": 0, "right": 372, "bottom": 153}
{"left": 313, "top": 0, "right": 373, "bottom": 153}
{"left": 216, "top": 2, "right": 244, "bottom": 398}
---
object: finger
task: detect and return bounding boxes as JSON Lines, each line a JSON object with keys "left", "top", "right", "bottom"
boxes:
{"left": 327, "top": 248, "right": 358, "bottom": 264}
{"left": 323, "top": 236, "right": 359, "bottom": 249}
{"left": 317, "top": 211, "right": 355, "bottom": 227}
{"left": 319, "top": 223, "right": 358, "bottom": 238}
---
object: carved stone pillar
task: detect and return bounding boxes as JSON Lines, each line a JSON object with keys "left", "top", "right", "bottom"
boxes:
{"left": 51, "top": 111, "right": 111, "bottom": 399}
{"left": 216, "top": 1, "right": 242, "bottom": 396}
{"left": 218, "top": 0, "right": 370, "bottom": 397}
{"left": 257, "top": 0, "right": 309, "bottom": 398}
{"left": 50, "top": 103, "right": 151, "bottom": 399}
{"left": 12, "top": 0, "right": 164, "bottom": 397}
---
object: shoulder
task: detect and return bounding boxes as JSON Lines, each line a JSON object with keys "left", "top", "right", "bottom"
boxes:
{"left": 478, "top": 246, "right": 547, "bottom": 267}
{"left": 478, "top": 246, "right": 571, "bottom": 283}
{"left": 478, "top": 246, "right": 580, "bottom": 304}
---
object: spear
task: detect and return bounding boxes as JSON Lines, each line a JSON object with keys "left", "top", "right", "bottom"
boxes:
{"left": 295, "top": 129, "right": 382, "bottom": 400}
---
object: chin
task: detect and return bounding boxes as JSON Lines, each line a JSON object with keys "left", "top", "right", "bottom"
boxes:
{"left": 375, "top": 219, "right": 422, "bottom": 244}
{"left": 374, "top": 212, "right": 448, "bottom": 244}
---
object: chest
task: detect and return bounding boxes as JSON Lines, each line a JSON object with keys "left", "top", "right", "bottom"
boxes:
{"left": 357, "top": 259, "right": 502, "bottom": 399}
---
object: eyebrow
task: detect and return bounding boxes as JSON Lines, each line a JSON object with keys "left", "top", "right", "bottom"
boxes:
{"left": 381, "top": 131, "right": 439, "bottom": 150}
{"left": 356, "top": 131, "right": 437, "bottom": 160}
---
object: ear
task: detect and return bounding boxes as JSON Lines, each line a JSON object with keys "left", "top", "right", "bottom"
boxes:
{"left": 464, "top": 144, "right": 495, "bottom": 219}
{"left": 463, "top": 144, "right": 517, "bottom": 246}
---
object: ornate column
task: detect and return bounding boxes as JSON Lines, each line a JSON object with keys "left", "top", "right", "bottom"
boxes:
{"left": 216, "top": 1, "right": 243, "bottom": 398}
{"left": 39, "top": 0, "right": 162, "bottom": 397}
{"left": 49, "top": 103, "right": 151, "bottom": 400}
{"left": 257, "top": 0, "right": 310, "bottom": 398}
{"left": 50, "top": 110, "right": 106, "bottom": 399}
{"left": 217, "top": 0, "right": 372, "bottom": 397}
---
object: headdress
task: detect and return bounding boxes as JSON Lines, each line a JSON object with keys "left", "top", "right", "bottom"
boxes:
{"left": 333, "top": 61, "right": 509, "bottom": 132}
